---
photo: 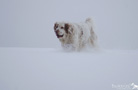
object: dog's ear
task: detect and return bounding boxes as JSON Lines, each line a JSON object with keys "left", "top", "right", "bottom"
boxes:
{"left": 64, "top": 23, "right": 69, "bottom": 33}
{"left": 54, "top": 22, "right": 58, "bottom": 30}
{"left": 65, "top": 23, "right": 74, "bottom": 34}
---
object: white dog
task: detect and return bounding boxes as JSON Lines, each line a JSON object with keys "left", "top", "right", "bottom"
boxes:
{"left": 54, "top": 18, "right": 98, "bottom": 51}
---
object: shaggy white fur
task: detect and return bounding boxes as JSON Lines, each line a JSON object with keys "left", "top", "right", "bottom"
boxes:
{"left": 54, "top": 18, "right": 98, "bottom": 51}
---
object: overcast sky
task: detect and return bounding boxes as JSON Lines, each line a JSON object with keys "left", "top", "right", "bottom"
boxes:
{"left": 0, "top": 0, "right": 138, "bottom": 49}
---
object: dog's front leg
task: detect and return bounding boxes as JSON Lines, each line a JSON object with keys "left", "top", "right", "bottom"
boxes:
{"left": 73, "top": 35, "right": 80, "bottom": 51}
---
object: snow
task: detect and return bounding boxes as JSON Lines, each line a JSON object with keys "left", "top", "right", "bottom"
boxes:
{"left": 0, "top": 47, "right": 138, "bottom": 90}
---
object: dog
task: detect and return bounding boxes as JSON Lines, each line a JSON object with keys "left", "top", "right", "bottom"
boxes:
{"left": 54, "top": 18, "right": 98, "bottom": 51}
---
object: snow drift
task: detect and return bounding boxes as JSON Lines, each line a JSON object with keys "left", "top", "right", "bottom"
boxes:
{"left": 0, "top": 47, "right": 138, "bottom": 90}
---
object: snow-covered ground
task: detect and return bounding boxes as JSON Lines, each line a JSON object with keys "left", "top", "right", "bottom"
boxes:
{"left": 0, "top": 47, "right": 138, "bottom": 90}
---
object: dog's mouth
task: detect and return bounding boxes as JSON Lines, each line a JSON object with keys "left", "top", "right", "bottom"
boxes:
{"left": 56, "top": 34, "right": 64, "bottom": 38}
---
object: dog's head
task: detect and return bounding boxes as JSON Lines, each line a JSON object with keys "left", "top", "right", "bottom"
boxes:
{"left": 54, "top": 22, "right": 73, "bottom": 39}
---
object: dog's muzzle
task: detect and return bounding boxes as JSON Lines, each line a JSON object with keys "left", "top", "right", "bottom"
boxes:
{"left": 55, "top": 30, "right": 64, "bottom": 38}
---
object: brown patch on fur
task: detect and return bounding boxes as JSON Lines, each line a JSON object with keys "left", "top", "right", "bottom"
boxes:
{"left": 81, "top": 31, "right": 83, "bottom": 36}
{"left": 64, "top": 23, "right": 69, "bottom": 33}
{"left": 54, "top": 23, "right": 58, "bottom": 30}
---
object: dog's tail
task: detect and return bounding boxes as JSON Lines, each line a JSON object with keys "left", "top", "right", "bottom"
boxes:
{"left": 85, "top": 17, "right": 92, "bottom": 23}
{"left": 85, "top": 17, "right": 94, "bottom": 24}
{"left": 86, "top": 17, "right": 98, "bottom": 48}
{"left": 85, "top": 17, "right": 95, "bottom": 32}
{"left": 85, "top": 17, "right": 94, "bottom": 28}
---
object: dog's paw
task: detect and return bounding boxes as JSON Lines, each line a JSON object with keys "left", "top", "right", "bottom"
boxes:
{"left": 63, "top": 44, "right": 74, "bottom": 51}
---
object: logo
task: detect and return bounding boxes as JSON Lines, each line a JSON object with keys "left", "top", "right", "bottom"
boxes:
{"left": 131, "top": 83, "right": 138, "bottom": 90}
{"left": 112, "top": 83, "right": 138, "bottom": 90}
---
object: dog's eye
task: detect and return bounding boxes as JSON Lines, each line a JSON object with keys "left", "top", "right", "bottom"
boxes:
{"left": 61, "top": 27, "right": 64, "bottom": 29}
